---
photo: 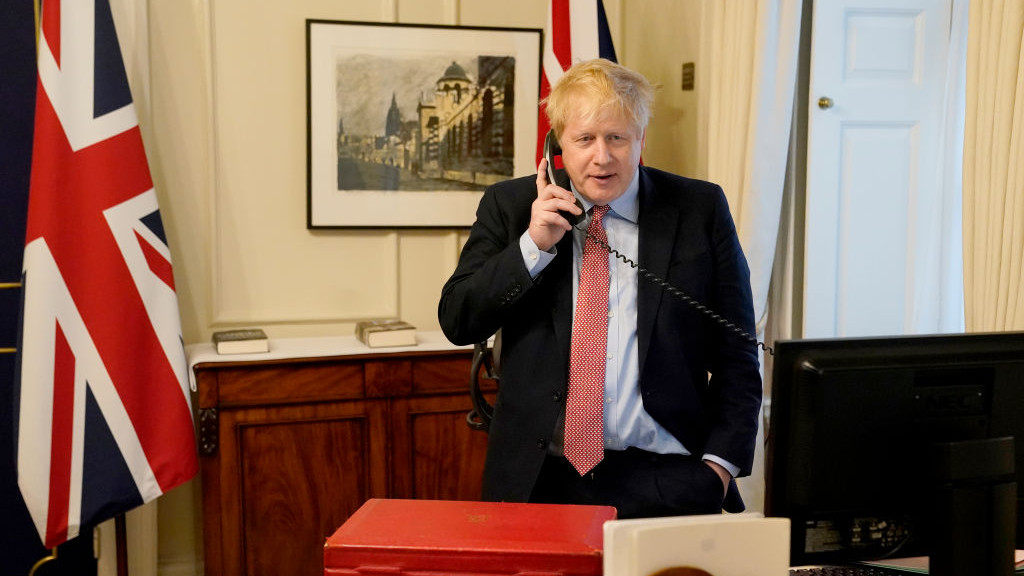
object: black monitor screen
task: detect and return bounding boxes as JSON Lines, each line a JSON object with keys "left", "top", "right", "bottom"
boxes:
{"left": 765, "top": 331, "right": 1022, "bottom": 568}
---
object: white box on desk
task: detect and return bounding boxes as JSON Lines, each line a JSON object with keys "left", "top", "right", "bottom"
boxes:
{"left": 603, "top": 513, "right": 790, "bottom": 576}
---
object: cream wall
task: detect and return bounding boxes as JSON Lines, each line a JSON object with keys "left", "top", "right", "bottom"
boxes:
{"left": 126, "top": 0, "right": 703, "bottom": 573}
{"left": 152, "top": 0, "right": 704, "bottom": 347}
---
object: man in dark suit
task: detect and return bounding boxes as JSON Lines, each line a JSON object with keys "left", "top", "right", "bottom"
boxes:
{"left": 438, "top": 59, "right": 761, "bottom": 518}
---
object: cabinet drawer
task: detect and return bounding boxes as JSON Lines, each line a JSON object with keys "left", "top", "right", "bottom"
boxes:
{"left": 209, "top": 361, "right": 365, "bottom": 406}
{"left": 411, "top": 354, "right": 476, "bottom": 394}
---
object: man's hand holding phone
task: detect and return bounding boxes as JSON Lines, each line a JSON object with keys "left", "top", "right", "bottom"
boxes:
{"left": 529, "top": 158, "right": 582, "bottom": 252}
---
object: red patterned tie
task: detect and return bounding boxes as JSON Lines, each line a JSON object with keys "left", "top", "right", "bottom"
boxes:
{"left": 565, "top": 205, "right": 610, "bottom": 476}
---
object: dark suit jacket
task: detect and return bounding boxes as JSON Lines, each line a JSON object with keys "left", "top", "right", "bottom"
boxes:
{"left": 438, "top": 166, "right": 762, "bottom": 507}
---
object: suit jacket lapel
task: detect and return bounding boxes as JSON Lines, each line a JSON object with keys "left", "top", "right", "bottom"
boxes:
{"left": 637, "top": 168, "right": 680, "bottom": 378}
{"left": 550, "top": 232, "right": 575, "bottom": 364}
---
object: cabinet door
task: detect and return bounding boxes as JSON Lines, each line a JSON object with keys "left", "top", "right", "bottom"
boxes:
{"left": 390, "top": 393, "right": 491, "bottom": 501}
{"left": 217, "top": 399, "right": 389, "bottom": 576}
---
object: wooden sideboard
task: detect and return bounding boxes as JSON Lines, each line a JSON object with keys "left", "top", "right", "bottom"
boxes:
{"left": 192, "top": 341, "right": 491, "bottom": 576}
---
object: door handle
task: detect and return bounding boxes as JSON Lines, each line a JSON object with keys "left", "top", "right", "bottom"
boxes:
{"left": 818, "top": 96, "right": 834, "bottom": 110}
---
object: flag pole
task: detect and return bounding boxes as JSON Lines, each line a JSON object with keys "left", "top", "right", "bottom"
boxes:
{"left": 116, "top": 514, "right": 128, "bottom": 576}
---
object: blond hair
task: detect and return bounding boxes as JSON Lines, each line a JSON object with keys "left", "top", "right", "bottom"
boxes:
{"left": 544, "top": 58, "right": 655, "bottom": 138}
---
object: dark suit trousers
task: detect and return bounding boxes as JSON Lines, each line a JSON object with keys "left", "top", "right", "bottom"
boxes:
{"left": 529, "top": 447, "right": 743, "bottom": 519}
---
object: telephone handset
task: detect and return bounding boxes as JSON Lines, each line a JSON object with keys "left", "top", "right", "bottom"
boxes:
{"left": 540, "top": 129, "right": 773, "bottom": 356}
{"left": 543, "top": 130, "right": 584, "bottom": 226}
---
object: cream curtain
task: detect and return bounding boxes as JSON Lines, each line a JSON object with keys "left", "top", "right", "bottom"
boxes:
{"left": 698, "top": 0, "right": 803, "bottom": 344}
{"left": 962, "top": 0, "right": 1024, "bottom": 331}
{"left": 698, "top": 0, "right": 803, "bottom": 513}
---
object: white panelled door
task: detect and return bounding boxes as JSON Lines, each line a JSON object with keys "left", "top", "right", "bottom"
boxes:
{"left": 803, "top": 0, "right": 953, "bottom": 338}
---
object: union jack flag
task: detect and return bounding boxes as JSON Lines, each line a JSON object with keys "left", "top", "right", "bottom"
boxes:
{"left": 16, "top": 0, "right": 197, "bottom": 548}
{"left": 536, "top": 0, "right": 619, "bottom": 162}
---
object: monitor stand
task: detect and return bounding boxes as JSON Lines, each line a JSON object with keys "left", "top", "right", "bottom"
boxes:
{"left": 930, "top": 436, "right": 1016, "bottom": 576}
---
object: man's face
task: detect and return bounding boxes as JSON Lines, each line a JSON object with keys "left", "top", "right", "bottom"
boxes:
{"left": 560, "top": 109, "right": 644, "bottom": 206}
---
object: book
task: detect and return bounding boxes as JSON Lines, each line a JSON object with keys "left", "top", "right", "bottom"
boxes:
{"left": 211, "top": 328, "right": 269, "bottom": 354}
{"left": 355, "top": 319, "right": 417, "bottom": 348}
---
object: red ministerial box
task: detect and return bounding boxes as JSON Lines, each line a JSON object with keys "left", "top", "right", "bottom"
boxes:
{"left": 324, "top": 498, "right": 616, "bottom": 575}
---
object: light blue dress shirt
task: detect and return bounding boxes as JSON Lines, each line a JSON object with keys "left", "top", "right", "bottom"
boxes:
{"left": 518, "top": 170, "right": 739, "bottom": 478}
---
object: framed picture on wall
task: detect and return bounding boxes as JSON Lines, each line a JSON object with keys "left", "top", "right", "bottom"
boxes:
{"left": 306, "top": 20, "right": 542, "bottom": 228}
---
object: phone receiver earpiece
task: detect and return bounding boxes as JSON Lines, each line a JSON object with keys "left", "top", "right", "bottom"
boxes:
{"left": 543, "top": 130, "right": 583, "bottom": 226}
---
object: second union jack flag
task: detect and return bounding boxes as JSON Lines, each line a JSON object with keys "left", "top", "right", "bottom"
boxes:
{"left": 536, "top": 0, "right": 619, "bottom": 162}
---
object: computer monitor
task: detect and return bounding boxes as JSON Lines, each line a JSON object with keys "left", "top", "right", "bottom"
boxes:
{"left": 765, "top": 331, "right": 1022, "bottom": 573}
